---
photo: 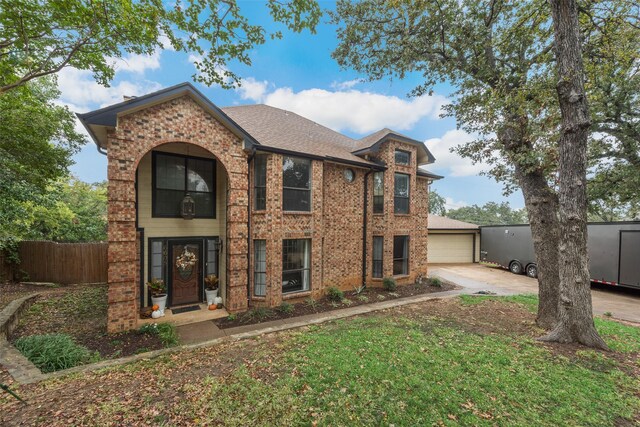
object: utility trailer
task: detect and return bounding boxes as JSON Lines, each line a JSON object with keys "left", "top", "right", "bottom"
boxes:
{"left": 480, "top": 222, "right": 640, "bottom": 290}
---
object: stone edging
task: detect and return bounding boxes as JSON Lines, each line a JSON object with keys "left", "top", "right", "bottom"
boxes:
{"left": 0, "top": 293, "right": 46, "bottom": 383}
{"left": 18, "top": 289, "right": 463, "bottom": 384}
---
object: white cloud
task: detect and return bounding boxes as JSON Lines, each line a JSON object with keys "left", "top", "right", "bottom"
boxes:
{"left": 425, "top": 129, "right": 488, "bottom": 177}
{"left": 261, "top": 87, "right": 447, "bottom": 134}
{"left": 237, "top": 77, "right": 269, "bottom": 101}
{"left": 108, "top": 51, "right": 161, "bottom": 74}
{"left": 330, "top": 79, "right": 361, "bottom": 90}
{"left": 57, "top": 67, "right": 162, "bottom": 112}
{"left": 445, "top": 197, "right": 469, "bottom": 210}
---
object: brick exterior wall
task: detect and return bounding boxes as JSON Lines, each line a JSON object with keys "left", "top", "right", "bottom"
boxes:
{"left": 106, "top": 94, "right": 431, "bottom": 331}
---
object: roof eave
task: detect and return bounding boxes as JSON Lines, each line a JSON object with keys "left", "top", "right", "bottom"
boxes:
{"left": 353, "top": 133, "right": 436, "bottom": 165}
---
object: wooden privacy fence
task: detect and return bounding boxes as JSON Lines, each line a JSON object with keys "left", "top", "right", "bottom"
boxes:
{"left": 17, "top": 241, "right": 107, "bottom": 284}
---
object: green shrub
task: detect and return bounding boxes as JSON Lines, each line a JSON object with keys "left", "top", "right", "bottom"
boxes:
{"left": 382, "top": 277, "right": 397, "bottom": 291}
{"left": 341, "top": 298, "right": 353, "bottom": 306}
{"left": 429, "top": 277, "right": 443, "bottom": 287}
{"left": 357, "top": 295, "right": 369, "bottom": 303}
{"left": 227, "top": 313, "right": 237, "bottom": 321}
{"left": 15, "top": 334, "right": 100, "bottom": 373}
{"left": 138, "top": 323, "right": 179, "bottom": 347}
{"left": 241, "top": 307, "right": 274, "bottom": 323}
{"left": 305, "top": 298, "right": 319, "bottom": 310}
{"left": 327, "top": 286, "right": 344, "bottom": 302}
{"left": 278, "top": 302, "right": 295, "bottom": 315}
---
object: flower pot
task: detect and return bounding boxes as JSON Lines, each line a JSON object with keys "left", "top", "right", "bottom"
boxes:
{"left": 205, "top": 288, "right": 219, "bottom": 305}
{"left": 214, "top": 296, "right": 223, "bottom": 306}
{"left": 151, "top": 294, "right": 168, "bottom": 315}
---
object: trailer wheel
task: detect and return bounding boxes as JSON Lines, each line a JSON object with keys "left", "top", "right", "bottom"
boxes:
{"left": 526, "top": 264, "right": 538, "bottom": 278}
{"left": 509, "top": 261, "right": 523, "bottom": 275}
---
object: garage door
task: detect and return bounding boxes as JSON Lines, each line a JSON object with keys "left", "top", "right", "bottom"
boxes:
{"left": 428, "top": 234, "right": 474, "bottom": 263}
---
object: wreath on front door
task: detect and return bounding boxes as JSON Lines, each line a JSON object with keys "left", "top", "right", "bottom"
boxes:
{"left": 176, "top": 247, "right": 197, "bottom": 278}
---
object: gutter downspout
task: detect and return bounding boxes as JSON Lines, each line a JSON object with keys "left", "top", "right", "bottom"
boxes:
{"left": 246, "top": 149, "right": 256, "bottom": 305}
{"left": 97, "top": 145, "right": 107, "bottom": 155}
{"left": 362, "top": 168, "right": 374, "bottom": 288}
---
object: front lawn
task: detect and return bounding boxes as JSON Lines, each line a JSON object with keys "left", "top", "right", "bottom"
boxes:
{"left": 1, "top": 296, "right": 638, "bottom": 426}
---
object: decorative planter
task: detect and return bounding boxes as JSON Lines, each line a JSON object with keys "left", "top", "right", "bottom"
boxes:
{"left": 205, "top": 288, "right": 219, "bottom": 305}
{"left": 151, "top": 294, "right": 168, "bottom": 315}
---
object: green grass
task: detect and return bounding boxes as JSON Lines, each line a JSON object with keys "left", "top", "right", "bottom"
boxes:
{"left": 179, "top": 316, "right": 639, "bottom": 426}
{"left": 459, "top": 294, "right": 640, "bottom": 352}
{"left": 138, "top": 323, "right": 179, "bottom": 347}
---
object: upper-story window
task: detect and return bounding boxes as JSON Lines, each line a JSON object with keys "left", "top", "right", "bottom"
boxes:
{"left": 395, "top": 149, "right": 411, "bottom": 165}
{"left": 373, "top": 171, "right": 384, "bottom": 213}
{"left": 153, "top": 152, "right": 215, "bottom": 218}
{"left": 394, "top": 173, "right": 410, "bottom": 214}
{"left": 283, "top": 156, "right": 311, "bottom": 211}
{"left": 254, "top": 155, "right": 267, "bottom": 211}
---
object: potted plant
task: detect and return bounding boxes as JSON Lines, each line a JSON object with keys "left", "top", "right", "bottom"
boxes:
{"left": 148, "top": 278, "right": 167, "bottom": 315}
{"left": 204, "top": 274, "right": 219, "bottom": 305}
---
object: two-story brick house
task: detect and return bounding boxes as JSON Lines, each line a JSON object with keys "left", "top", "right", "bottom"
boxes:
{"left": 78, "top": 83, "right": 441, "bottom": 332}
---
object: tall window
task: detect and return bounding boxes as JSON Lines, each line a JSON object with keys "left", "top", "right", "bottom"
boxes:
{"left": 394, "top": 173, "right": 410, "bottom": 214}
{"left": 254, "top": 240, "right": 267, "bottom": 296}
{"left": 395, "top": 149, "right": 411, "bottom": 165}
{"left": 283, "top": 156, "right": 311, "bottom": 211}
{"left": 282, "top": 239, "right": 310, "bottom": 293}
{"left": 153, "top": 152, "right": 215, "bottom": 218}
{"left": 393, "top": 236, "right": 409, "bottom": 275}
{"left": 372, "top": 236, "right": 383, "bottom": 278}
{"left": 254, "top": 155, "right": 267, "bottom": 211}
{"left": 373, "top": 171, "right": 384, "bottom": 213}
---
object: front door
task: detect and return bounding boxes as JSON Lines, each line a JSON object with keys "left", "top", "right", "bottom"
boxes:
{"left": 169, "top": 240, "right": 202, "bottom": 306}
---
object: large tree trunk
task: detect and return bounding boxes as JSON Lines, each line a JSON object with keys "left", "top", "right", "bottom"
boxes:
{"left": 540, "top": 0, "right": 608, "bottom": 349}
{"left": 498, "top": 116, "right": 561, "bottom": 329}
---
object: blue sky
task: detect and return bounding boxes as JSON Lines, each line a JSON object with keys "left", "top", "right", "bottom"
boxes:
{"left": 63, "top": 2, "right": 524, "bottom": 210}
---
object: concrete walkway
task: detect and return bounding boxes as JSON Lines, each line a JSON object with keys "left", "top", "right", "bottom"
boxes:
{"left": 431, "top": 264, "right": 640, "bottom": 323}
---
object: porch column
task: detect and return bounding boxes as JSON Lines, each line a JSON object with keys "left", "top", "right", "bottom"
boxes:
{"left": 106, "top": 131, "right": 139, "bottom": 332}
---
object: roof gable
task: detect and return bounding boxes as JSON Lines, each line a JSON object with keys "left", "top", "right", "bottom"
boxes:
{"left": 354, "top": 128, "right": 436, "bottom": 165}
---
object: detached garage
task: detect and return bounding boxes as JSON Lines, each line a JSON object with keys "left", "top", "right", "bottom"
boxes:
{"left": 428, "top": 215, "right": 480, "bottom": 263}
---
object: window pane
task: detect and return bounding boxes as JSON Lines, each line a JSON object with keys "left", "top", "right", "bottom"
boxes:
{"left": 394, "top": 197, "right": 409, "bottom": 214}
{"left": 150, "top": 240, "right": 164, "bottom": 281}
{"left": 373, "top": 172, "right": 384, "bottom": 196}
{"left": 395, "top": 150, "right": 410, "bottom": 165}
{"left": 254, "top": 155, "right": 267, "bottom": 211}
{"left": 283, "top": 157, "right": 310, "bottom": 189}
{"left": 154, "top": 189, "right": 185, "bottom": 216}
{"left": 373, "top": 236, "right": 383, "bottom": 278}
{"left": 394, "top": 173, "right": 409, "bottom": 197}
{"left": 254, "top": 240, "right": 266, "bottom": 296}
{"left": 283, "top": 188, "right": 311, "bottom": 211}
{"left": 282, "top": 239, "right": 310, "bottom": 293}
{"left": 206, "top": 239, "right": 219, "bottom": 276}
{"left": 187, "top": 158, "right": 214, "bottom": 192}
{"left": 156, "top": 154, "right": 185, "bottom": 190}
{"left": 393, "top": 236, "right": 409, "bottom": 275}
{"left": 373, "top": 195, "right": 384, "bottom": 214}
{"left": 191, "top": 192, "right": 215, "bottom": 217}
{"left": 254, "top": 155, "right": 267, "bottom": 187}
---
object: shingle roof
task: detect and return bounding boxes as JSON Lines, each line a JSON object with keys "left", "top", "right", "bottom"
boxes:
{"left": 222, "top": 104, "right": 377, "bottom": 167}
{"left": 428, "top": 214, "right": 479, "bottom": 230}
{"left": 353, "top": 128, "right": 436, "bottom": 165}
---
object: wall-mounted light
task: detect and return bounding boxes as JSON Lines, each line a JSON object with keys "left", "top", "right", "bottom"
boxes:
{"left": 181, "top": 193, "right": 195, "bottom": 220}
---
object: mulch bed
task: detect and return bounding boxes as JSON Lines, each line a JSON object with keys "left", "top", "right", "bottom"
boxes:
{"left": 7, "top": 284, "right": 165, "bottom": 359}
{"left": 214, "top": 280, "right": 457, "bottom": 329}
{"left": 0, "top": 282, "right": 56, "bottom": 311}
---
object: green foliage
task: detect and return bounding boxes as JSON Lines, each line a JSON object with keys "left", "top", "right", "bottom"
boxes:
{"left": 0, "top": 0, "right": 321, "bottom": 93}
{"left": 304, "top": 297, "right": 319, "bottom": 310}
{"left": 340, "top": 298, "right": 352, "bottom": 306}
{"left": 147, "top": 278, "right": 166, "bottom": 296}
{"left": 278, "top": 302, "right": 295, "bottom": 315}
{"left": 241, "top": 307, "right": 275, "bottom": 323}
{"left": 382, "top": 277, "right": 397, "bottom": 292}
{"left": 447, "top": 201, "right": 527, "bottom": 226}
{"left": 139, "top": 323, "right": 179, "bottom": 347}
{"left": 15, "top": 334, "right": 100, "bottom": 373}
{"left": 357, "top": 295, "right": 369, "bottom": 303}
{"left": 428, "top": 189, "right": 447, "bottom": 216}
{"left": 429, "top": 277, "right": 443, "bottom": 287}
{"left": 182, "top": 316, "right": 639, "bottom": 425}
{"left": 226, "top": 313, "right": 237, "bottom": 322}
{"left": 326, "top": 286, "right": 344, "bottom": 302}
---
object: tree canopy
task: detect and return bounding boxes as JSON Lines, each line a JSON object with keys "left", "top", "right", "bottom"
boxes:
{"left": 447, "top": 202, "right": 527, "bottom": 226}
{"left": 428, "top": 189, "right": 447, "bottom": 216}
{"left": 0, "top": 0, "right": 321, "bottom": 93}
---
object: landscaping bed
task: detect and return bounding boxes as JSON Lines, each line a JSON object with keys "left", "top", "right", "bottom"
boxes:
{"left": 215, "top": 278, "right": 457, "bottom": 329}
{"left": 1, "top": 295, "right": 638, "bottom": 426}
{"left": 7, "top": 284, "right": 177, "bottom": 372}
{"left": 0, "top": 282, "right": 51, "bottom": 311}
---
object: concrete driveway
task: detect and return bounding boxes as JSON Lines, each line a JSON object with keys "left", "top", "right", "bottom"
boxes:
{"left": 429, "top": 263, "right": 640, "bottom": 324}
